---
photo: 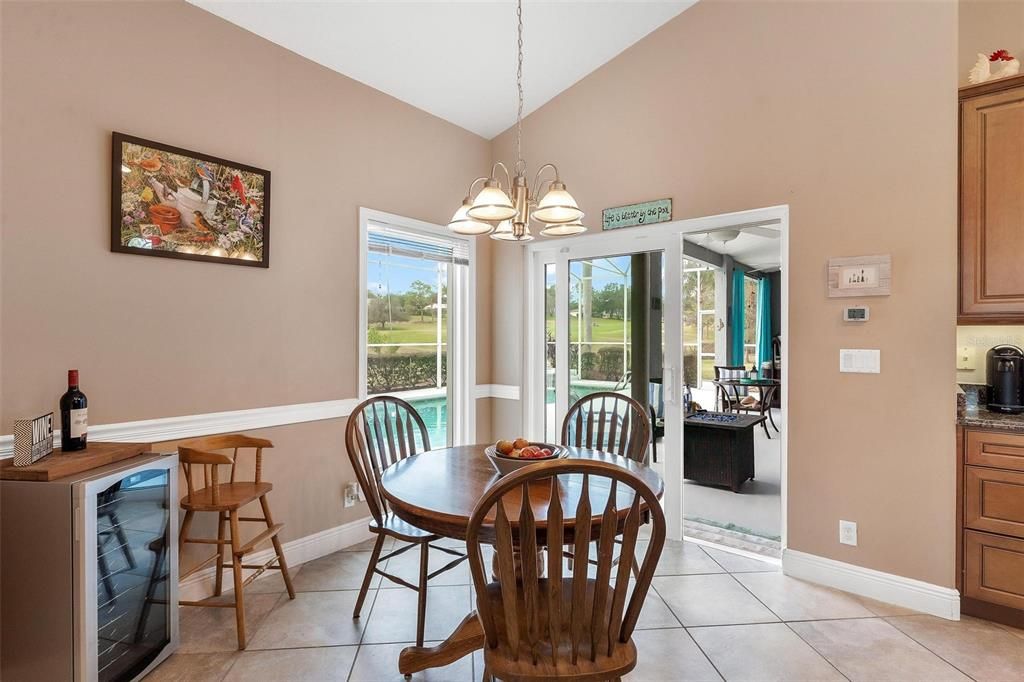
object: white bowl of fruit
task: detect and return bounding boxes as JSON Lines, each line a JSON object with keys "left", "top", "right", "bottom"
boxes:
{"left": 484, "top": 438, "right": 566, "bottom": 476}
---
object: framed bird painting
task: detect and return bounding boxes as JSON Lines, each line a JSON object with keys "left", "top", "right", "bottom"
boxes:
{"left": 111, "top": 132, "right": 270, "bottom": 267}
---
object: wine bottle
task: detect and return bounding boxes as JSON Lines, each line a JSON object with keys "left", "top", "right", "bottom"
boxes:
{"left": 60, "top": 369, "right": 88, "bottom": 451}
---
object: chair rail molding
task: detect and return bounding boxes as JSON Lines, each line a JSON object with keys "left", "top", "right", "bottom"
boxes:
{"left": 783, "top": 549, "right": 960, "bottom": 620}
{"left": 0, "top": 386, "right": 517, "bottom": 457}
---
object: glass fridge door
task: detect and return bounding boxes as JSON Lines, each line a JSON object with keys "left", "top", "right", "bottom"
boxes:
{"left": 78, "top": 456, "right": 178, "bottom": 682}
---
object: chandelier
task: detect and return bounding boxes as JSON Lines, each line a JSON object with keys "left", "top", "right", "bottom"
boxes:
{"left": 447, "top": 0, "right": 585, "bottom": 242}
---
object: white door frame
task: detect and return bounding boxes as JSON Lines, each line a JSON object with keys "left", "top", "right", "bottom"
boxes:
{"left": 523, "top": 205, "right": 789, "bottom": 545}
{"left": 358, "top": 207, "right": 477, "bottom": 446}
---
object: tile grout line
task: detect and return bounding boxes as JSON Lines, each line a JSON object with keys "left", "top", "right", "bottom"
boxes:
{"left": 880, "top": 617, "right": 982, "bottom": 682}
{"left": 721, "top": 569, "right": 852, "bottom": 680}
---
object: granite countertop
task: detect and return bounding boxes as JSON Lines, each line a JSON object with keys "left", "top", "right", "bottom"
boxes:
{"left": 957, "top": 383, "right": 1024, "bottom": 432}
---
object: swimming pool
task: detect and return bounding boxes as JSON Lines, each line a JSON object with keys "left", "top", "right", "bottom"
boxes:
{"left": 406, "top": 394, "right": 448, "bottom": 448}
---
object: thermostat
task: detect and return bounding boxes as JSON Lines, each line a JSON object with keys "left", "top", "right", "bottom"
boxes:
{"left": 843, "top": 306, "right": 869, "bottom": 322}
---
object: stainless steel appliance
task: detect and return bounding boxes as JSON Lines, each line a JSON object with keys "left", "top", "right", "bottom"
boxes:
{"left": 986, "top": 344, "right": 1024, "bottom": 414}
{"left": 1, "top": 453, "right": 178, "bottom": 681}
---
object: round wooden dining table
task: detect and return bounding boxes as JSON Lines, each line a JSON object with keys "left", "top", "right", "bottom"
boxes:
{"left": 378, "top": 443, "right": 664, "bottom": 676}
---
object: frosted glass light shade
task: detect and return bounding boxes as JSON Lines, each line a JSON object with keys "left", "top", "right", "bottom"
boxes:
{"left": 532, "top": 182, "right": 583, "bottom": 224}
{"left": 540, "top": 219, "right": 586, "bottom": 237}
{"left": 490, "top": 221, "right": 533, "bottom": 242}
{"left": 467, "top": 183, "right": 517, "bottom": 222}
{"left": 448, "top": 200, "right": 494, "bottom": 235}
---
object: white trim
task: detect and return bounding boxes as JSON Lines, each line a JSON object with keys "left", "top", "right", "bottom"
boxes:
{"left": 474, "top": 384, "right": 521, "bottom": 400}
{"left": 0, "top": 386, "right": 514, "bottom": 458}
{"left": 0, "top": 399, "right": 362, "bottom": 458}
{"left": 783, "top": 549, "right": 960, "bottom": 620}
{"left": 179, "top": 516, "right": 375, "bottom": 603}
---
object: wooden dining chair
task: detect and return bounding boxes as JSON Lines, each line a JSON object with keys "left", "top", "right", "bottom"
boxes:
{"left": 344, "top": 396, "right": 467, "bottom": 647}
{"left": 177, "top": 434, "right": 295, "bottom": 650}
{"left": 561, "top": 392, "right": 652, "bottom": 577}
{"left": 561, "top": 392, "right": 651, "bottom": 465}
{"left": 467, "top": 458, "right": 666, "bottom": 682}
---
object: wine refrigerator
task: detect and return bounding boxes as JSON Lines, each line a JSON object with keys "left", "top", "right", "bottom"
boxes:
{"left": 1, "top": 453, "right": 179, "bottom": 681}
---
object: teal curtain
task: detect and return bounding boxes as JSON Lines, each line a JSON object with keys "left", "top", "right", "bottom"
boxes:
{"left": 756, "top": 277, "right": 772, "bottom": 369}
{"left": 730, "top": 269, "right": 746, "bottom": 365}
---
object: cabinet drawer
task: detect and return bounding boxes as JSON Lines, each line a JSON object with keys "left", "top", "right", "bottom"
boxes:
{"left": 965, "top": 430, "right": 1024, "bottom": 471}
{"left": 964, "top": 466, "right": 1024, "bottom": 537}
{"left": 964, "top": 530, "right": 1024, "bottom": 610}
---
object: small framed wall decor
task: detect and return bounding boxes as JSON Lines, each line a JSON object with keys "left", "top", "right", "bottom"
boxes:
{"left": 111, "top": 132, "right": 270, "bottom": 267}
{"left": 828, "top": 255, "right": 891, "bottom": 298}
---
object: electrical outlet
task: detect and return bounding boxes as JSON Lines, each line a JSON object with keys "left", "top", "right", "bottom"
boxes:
{"left": 839, "top": 520, "right": 858, "bottom": 546}
{"left": 957, "top": 346, "right": 975, "bottom": 371}
{"left": 343, "top": 481, "right": 360, "bottom": 508}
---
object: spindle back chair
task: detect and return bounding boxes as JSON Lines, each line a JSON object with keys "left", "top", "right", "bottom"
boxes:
{"left": 177, "top": 434, "right": 295, "bottom": 650}
{"left": 561, "top": 392, "right": 651, "bottom": 465}
{"left": 467, "top": 458, "right": 666, "bottom": 682}
{"left": 344, "top": 395, "right": 466, "bottom": 646}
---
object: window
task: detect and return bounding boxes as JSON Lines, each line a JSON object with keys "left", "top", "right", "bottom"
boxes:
{"left": 683, "top": 259, "right": 718, "bottom": 387}
{"left": 743, "top": 275, "right": 758, "bottom": 368}
{"left": 360, "top": 210, "right": 474, "bottom": 447}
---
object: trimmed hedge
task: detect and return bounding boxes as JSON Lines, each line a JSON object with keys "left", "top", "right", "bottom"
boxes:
{"left": 367, "top": 352, "right": 446, "bottom": 394}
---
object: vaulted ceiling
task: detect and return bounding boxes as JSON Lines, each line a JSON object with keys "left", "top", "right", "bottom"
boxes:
{"left": 188, "top": 1, "right": 697, "bottom": 139}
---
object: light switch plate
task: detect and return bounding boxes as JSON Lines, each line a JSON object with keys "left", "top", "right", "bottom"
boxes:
{"left": 840, "top": 520, "right": 858, "bottom": 546}
{"left": 840, "top": 349, "right": 880, "bottom": 374}
{"left": 957, "top": 346, "right": 974, "bottom": 371}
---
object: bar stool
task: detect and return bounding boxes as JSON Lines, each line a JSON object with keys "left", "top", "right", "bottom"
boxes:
{"left": 177, "top": 434, "right": 295, "bottom": 650}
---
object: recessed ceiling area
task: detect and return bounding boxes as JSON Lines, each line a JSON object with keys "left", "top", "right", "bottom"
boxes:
{"left": 187, "top": 1, "right": 697, "bottom": 139}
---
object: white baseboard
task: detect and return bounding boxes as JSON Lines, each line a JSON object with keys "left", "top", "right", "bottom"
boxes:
{"left": 783, "top": 549, "right": 960, "bottom": 620}
{"left": 475, "top": 384, "right": 521, "bottom": 400}
{"left": 179, "top": 516, "right": 374, "bottom": 603}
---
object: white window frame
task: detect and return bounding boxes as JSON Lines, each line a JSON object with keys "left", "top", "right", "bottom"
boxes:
{"left": 358, "top": 207, "right": 477, "bottom": 446}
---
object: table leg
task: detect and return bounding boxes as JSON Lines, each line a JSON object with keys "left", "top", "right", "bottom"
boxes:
{"left": 398, "top": 612, "right": 484, "bottom": 676}
{"left": 398, "top": 548, "right": 545, "bottom": 675}
{"left": 766, "top": 387, "right": 780, "bottom": 432}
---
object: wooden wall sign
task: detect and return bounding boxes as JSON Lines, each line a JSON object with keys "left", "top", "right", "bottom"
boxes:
{"left": 602, "top": 199, "right": 672, "bottom": 230}
{"left": 13, "top": 413, "right": 54, "bottom": 466}
{"left": 828, "top": 255, "right": 892, "bottom": 297}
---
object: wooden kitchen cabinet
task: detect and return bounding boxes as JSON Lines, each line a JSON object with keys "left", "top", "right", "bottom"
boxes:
{"left": 959, "top": 73, "right": 1024, "bottom": 323}
{"left": 958, "top": 427, "right": 1024, "bottom": 627}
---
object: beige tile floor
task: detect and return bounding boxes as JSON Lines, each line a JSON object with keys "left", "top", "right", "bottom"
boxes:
{"left": 149, "top": 539, "right": 1024, "bottom": 681}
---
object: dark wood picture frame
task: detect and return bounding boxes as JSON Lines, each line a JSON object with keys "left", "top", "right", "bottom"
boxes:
{"left": 111, "top": 132, "right": 271, "bottom": 268}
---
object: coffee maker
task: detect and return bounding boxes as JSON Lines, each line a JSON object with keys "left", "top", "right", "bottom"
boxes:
{"left": 986, "top": 344, "right": 1024, "bottom": 413}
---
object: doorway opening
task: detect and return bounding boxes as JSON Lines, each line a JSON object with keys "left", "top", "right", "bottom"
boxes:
{"left": 525, "top": 206, "right": 788, "bottom": 560}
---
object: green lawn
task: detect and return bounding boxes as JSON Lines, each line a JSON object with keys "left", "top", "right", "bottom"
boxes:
{"left": 368, "top": 317, "right": 446, "bottom": 344}
{"left": 546, "top": 316, "right": 702, "bottom": 345}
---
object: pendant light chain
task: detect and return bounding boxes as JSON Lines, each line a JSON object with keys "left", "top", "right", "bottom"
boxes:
{"left": 514, "top": 0, "right": 525, "bottom": 176}
{"left": 448, "top": 0, "right": 584, "bottom": 240}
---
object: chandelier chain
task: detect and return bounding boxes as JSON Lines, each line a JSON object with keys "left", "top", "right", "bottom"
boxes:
{"left": 515, "top": 0, "right": 525, "bottom": 175}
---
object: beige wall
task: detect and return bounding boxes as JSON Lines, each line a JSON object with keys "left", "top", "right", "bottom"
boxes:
{"left": 959, "top": 0, "right": 1024, "bottom": 85}
{"left": 491, "top": 0, "right": 959, "bottom": 587}
{"left": 0, "top": 0, "right": 493, "bottom": 544}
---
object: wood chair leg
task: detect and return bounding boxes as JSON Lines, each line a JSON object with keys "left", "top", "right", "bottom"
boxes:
{"left": 416, "top": 541, "right": 429, "bottom": 647}
{"left": 354, "top": 534, "right": 385, "bottom": 618}
{"left": 214, "top": 511, "right": 227, "bottom": 597}
{"left": 178, "top": 510, "right": 194, "bottom": 557}
{"left": 229, "top": 510, "right": 247, "bottom": 650}
{"left": 259, "top": 495, "right": 295, "bottom": 599}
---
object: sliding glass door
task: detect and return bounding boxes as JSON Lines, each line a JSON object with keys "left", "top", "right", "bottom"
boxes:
{"left": 530, "top": 237, "right": 683, "bottom": 539}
